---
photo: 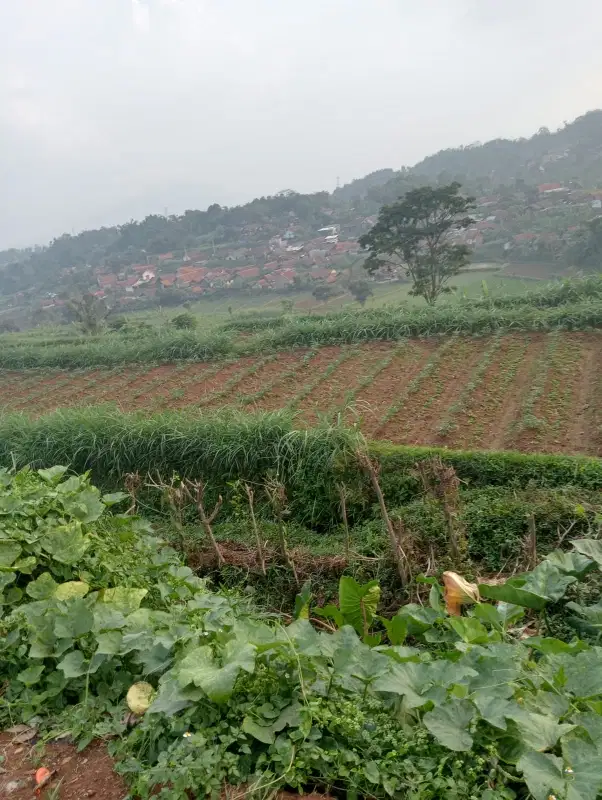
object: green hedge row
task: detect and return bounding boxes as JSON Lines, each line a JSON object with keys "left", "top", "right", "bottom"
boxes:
{"left": 0, "top": 408, "right": 600, "bottom": 528}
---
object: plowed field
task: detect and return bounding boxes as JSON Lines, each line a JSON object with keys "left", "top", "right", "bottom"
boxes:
{"left": 1, "top": 332, "right": 601, "bottom": 456}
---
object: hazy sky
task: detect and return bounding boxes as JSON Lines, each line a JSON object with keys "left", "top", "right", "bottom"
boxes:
{"left": 2, "top": 0, "right": 602, "bottom": 249}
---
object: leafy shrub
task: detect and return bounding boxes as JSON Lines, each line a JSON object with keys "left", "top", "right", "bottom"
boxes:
{"left": 171, "top": 312, "right": 198, "bottom": 330}
{"left": 462, "top": 486, "right": 599, "bottom": 569}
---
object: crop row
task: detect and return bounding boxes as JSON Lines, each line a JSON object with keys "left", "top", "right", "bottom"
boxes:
{"left": 1, "top": 332, "right": 600, "bottom": 456}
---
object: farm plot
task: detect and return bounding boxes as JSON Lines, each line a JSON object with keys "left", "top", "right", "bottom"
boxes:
{"left": 0, "top": 331, "right": 601, "bottom": 456}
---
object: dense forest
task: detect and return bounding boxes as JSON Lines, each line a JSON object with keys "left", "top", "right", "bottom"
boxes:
{"left": 2, "top": 110, "right": 602, "bottom": 298}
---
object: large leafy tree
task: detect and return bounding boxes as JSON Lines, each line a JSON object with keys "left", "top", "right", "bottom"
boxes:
{"left": 359, "top": 182, "right": 476, "bottom": 304}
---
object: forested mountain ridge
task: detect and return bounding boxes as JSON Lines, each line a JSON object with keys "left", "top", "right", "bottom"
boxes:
{"left": 414, "top": 110, "right": 602, "bottom": 184}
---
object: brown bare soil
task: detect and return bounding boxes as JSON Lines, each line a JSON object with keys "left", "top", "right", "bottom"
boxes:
{"left": 0, "top": 731, "right": 330, "bottom": 800}
{"left": 344, "top": 341, "right": 433, "bottom": 434}
{"left": 396, "top": 338, "right": 484, "bottom": 445}
{"left": 0, "top": 732, "right": 127, "bottom": 800}
{"left": 299, "top": 346, "right": 388, "bottom": 425}
{"left": 2, "top": 331, "right": 601, "bottom": 455}
{"left": 256, "top": 347, "right": 342, "bottom": 412}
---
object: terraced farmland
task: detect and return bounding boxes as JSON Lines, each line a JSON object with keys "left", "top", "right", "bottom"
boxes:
{"left": 1, "top": 331, "right": 601, "bottom": 456}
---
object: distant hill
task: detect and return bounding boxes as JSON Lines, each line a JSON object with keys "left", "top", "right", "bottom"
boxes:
{"left": 3, "top": 109, "right": 602, "bottom": 304}
{"left": 411, "top": 109, "right": 602, "bottom": 187}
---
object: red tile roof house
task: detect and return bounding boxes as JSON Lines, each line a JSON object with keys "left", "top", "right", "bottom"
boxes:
{"left": 538, "top": 183, "right": 564, "bottom": 194}
{"left": 177, "top": 266, "right": 209, "bottom": 284}
{"left": 513, "top": 233, "right": 538, "bottom": 243}
{"left": 97, "top": 273, "right": 118, "bottom": 289}
{"left": 236, "top": 266, "right": 261, "bottom": 280}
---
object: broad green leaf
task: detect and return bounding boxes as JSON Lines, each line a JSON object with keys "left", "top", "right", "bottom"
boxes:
{"left": 100, "top": 587, "right": 147, "bottom": 614}
{"left": 373, "top": 661, "right": 430, "bottom": 708}
{"left": 55, "top": 581, "right": 90, "bottom": 601}
{"left": 3, "top": 586, "right": 22, "bottom": 605}
{"left": 286, "top": 618, "right": 322, "bottom": 656}
{"left": 57, "top": 650, "right": 88, "bottom": 678}
{"left": 101, "top": 492, "right": 129, "bottom": 507}
{"left": 378, "top": 645, "right": 421, "bottom": 663}
{"left": 378, "top": 614, "right": 407, "bottom": 645}
{"left": 546, "top": 549, "right": 595, "bottom": 578}
{"left": 0, "top": 572, "right": 16, "bottom": 591}
{"left": 507, "top": 708, "right": 575, "bottom": 752}
{"left": 339, "top": 576, "right": 380, "bottom": 636}
{"left": 12, "top": 556, "right": 36, "bottom": 574}
{"left": 523, "top": 690, "right": 570, "bottom": 720}
{"left": 26, "top": 572, "right": 58, "bottom": 600}
{"left": 53, "top": 599, "right": 94, "bottom": 639}
{"left": 242, "top": 717, "right": 275, "bottom": 744}
{"left": 178, "top": 642, "right": 256, "bottom": 703}
{"left": 396, "top": 604, "right": 441, "bottom": 635}
{"left": 471, "top": 602, "right": 504, "bottom": 630}
{"left": 562, "top": 738, "right": 602, "bottom": 800}
{"left": 472, "top": 689, "right": 518, "bottom": 730}
{"left": 572, "top": 539, "right": 602, "bottom": 568}
{"left": 449, "top": 616, "right": 496, "bottom": 644}
{"left": 271, "top": 702, "right": 301, "bottom": 732}
{"left": 423, "top": 699, "right": 475, "bottom": 751}
{"left": 136, "top": 643, "right": 173, "bottom": 674}
{"left": 38, "top": 465, "right": 69, "bottom": 484}
{"left": 523, "top": 560, "right": 577, "bottom": 603}
{"left": 17, "top": 665, "right": 45, "bottom": 686}
{"left": 517, "top": 750, "right": 563, "bottom": 800}
{"left": 479, "top": 582, "right": 549, "bottom": 611}
{"left": 95, "top": 631, "right": 123, "bottom": 655}
{"left": 364, "top": 761, "right": 380, "bottom": 784}
{"left": 0, "top": 540, "right": 21, "bottom": 568}
{"left": 527, "top": 637, "right": 589, "bottom": 655}
{"left": 562, "top": 648, "right": 602, "bottom": 699}
{"left": 62, "top": 489, "right": 105, "bottom": 523}
{"left": 93, "top": 604, "right": 127, "bottom": 632}
{"left": 574, "top": 712, "right": 602, "bottom": 753}
{"left": 496, "top": 602, "right": 525, "bottom": 626}
{"left": 40, "top": 523, "right": 89, "bottom": 564}
{"left": 147, "top": 679, "right": 199, "bottom": 716}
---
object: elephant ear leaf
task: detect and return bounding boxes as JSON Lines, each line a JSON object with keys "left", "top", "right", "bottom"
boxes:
{"left": 572, "top": 539, "right": 602, "bottom": 569}
{"left": 479, "top": 562, "right": 575, "bottom": 610}
{"left": 339, "top": 576, "right": 380, "bottom": 636}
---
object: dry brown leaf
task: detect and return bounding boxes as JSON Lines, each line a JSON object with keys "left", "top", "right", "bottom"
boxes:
{"left": 442, "top": 571, "right": 480, "bottom": 616}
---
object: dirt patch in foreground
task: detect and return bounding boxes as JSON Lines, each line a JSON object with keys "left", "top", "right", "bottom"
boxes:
{"left": 0, "top": 731, "right": 331, "bottom": 799}
{"left": 0, "top": 732, "right": 127, "bottom": 799}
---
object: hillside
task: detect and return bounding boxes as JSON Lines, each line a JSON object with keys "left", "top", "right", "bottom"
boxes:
{"left": 413, "top": 109, "right": 602, "bottom": 186}
{"left": 2, "top": 109, "right": 602, "bottom": 326}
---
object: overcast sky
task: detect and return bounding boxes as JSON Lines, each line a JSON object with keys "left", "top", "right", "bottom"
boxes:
{"left": 1, "top": 0, "right": 602, "bottom": 249}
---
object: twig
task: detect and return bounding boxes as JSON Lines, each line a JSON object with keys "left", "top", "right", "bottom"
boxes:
{"left": 358, "top": 451, "right": 410, "bottom": 585}
{"left": 337, "top": 482, "right": 351, "bottom": 561}
{"left": 183, "top": 479, "right": 225, "bottom": 567}
{"left": 244, "top": 482, "right": 266, "bottom": 576}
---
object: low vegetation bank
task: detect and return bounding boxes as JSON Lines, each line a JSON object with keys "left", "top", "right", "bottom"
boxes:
{"left": 3, "top": 467, "right": 602, "bottom": 799}
{"left": 2, "top": 292, "right": 602, "bottom": 369}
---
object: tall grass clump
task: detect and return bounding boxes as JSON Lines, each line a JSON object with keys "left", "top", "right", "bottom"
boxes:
{"left": 1, "top": 407, "right": 601, "bottom": 526}
{"left": 0, "top": 407, "right": 364, "bottom": 525}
